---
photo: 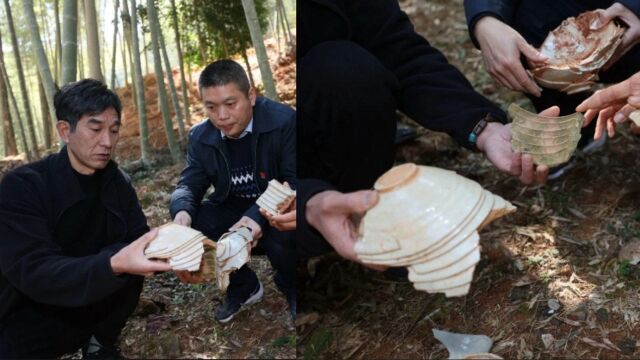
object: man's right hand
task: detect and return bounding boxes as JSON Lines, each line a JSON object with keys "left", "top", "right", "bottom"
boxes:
{"left": 306, "top": 190, "right": 387, "bottom": 271}
{"left": 110, "top": 228, "right": 172, "bottom": 277}
{"left": 474, "top": 16, "right": 547, "bottom": 96}
{"left": 173, "top": 210, "right": 192, "bottom": 227}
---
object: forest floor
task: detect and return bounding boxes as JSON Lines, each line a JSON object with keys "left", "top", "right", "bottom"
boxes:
{"left": 296, "top": 0, "right": 640, "bottom": 359}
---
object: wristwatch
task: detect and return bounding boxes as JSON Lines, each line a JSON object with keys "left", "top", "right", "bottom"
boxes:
{"left": 468, "top": 113, "right": 501, "bottom": 151}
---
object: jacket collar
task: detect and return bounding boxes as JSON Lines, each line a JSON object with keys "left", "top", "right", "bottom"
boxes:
{"left": 197, "top": 97, "right": 279, "bottom": 147}
{"left": 49, "top": 146, "right": 119, "bottom": 216}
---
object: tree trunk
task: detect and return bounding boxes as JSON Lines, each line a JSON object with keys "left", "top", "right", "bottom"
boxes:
{"left": 127, "top": 0, "right": 150, "bottom": 164}
{"left": 147, "top": 0, "right": 181, "bottom": 164}
{"left": 0, "top": 30, "right": 17, "bottom": 156}
{"left": 241, "top": 49, "right": 256, "bottom": 89}
{"left": 195, "top": 22, "right": 208, "bottom": 64}
{"left": 158, "top": 27, "right": 185, "bottom": 139}
{"left": 142, "top": 31, "right": 149, "bottom": 76}
{"left": 120, "top": 0, "right": 136, "bottom": 107}
{"left": 170, "top": 0, "right": 190, "bottom": 125}
{"left": 278, "top": 0, "right": 292, "bottom": 45}
{"left": 110, "top": 0, "right": 120, "bottom": 89}
{"left": 55, "top": 0, "right": 62, "bottom": 82}
{"left": 84, "top": 0, "right": 103, "bottom": 82}
{"left": 37, "top": 72, "right": 52, "bottom": 149}
{"left": 78, "top": 0, "right": 85, "bottom": 79}
{"left": 240, "top": 0, "right": 279, "bottom": 101}
{"left": 23, "top": 0, "right": 59, "bottom": 151}
{"left": 61, "top": 0, "right": 78, "bottom": 84}
{"left": 2, "top": 66, "right": 31, "bottom": 161}
{"left": 3, "top": 0, "right": 39, "bottom": 157}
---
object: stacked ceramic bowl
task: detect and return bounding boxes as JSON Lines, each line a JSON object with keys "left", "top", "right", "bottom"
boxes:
{"left": 256, "top": 179, "right": 296, "bottom": 216}
{"left": 216, "top": 227, "right": 253, "bottom": 291}
{"left": 530, "top": 10, "right": 624, "bottom": 94}
{"left": 354, "top": 163, "right": 516, "bottom": 297}
{"left": 144, "top": 223, "right": 210, "bottom": 271}
{"left": 509, "top": 103, "right": 583, "bottom": 167}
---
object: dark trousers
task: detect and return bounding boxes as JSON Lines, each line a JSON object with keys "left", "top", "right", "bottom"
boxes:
{"left": 298, "top": 41, "right": 400, "bottom": 257}
{"left": 0, "top": 277, "right": 143, "bottom": 358}
{"left": 193, "top": 200, "right": 296, "bottom": 297}
{"left": 511, "top": 0, "right": 640, "bottom": 146}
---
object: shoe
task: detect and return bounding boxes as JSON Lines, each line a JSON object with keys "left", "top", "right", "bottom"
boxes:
{"left": 580, "top": 133, "right": 607, "bottom": 154}
{"left": 395, "top": 123, "right": 418, "bottom": 145}
{"left": 214, "top": 281, "right": 264, "bottom": 324}
{"left": 82, "top": 343, "right": 126, "bottom": 360}
{"left": 548, "top": 134, "right": 606, "bottom": 180}
{"left": 286, "top": 291, "right": 296, "bottom": 321}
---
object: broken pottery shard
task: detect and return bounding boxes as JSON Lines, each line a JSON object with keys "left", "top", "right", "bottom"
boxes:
{"left": 354, "top": 163, "right": 516, "bottom": 297}
{"left": 509, "top": 104, "right": 583, "bottom": 166}
{"left": 256, "top": 179, "right": 296, "bottom": 216}
{"left": 215, "top": 227, "right": 253, "bottom": 292}
{"left": 630, "top": 110, "right": 640, "bottom": 127}
{"left": 530, "top": 10, "right": 625, "bottom": 94}
{"left": 144, "top": 223, "right": 210, "bottom": 272}
{"left": 432, "top": 329, "right": 494, "bottom": 359}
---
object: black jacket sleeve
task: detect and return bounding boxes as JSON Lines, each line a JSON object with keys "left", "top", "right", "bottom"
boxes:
{"left": 0, "top": 172, "right": 131, "bottom": 308}
{"left": 464, "top": 0, "right": 520, "bottom": 49}
{"left": 346, "top": 0, "right": 507, "bottom": 149}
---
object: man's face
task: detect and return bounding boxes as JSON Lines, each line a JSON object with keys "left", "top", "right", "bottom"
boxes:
{"left": 201, "top": 83, "right": 255, "bottom": 138}
{"left": 56, "top": 107, "right": 120, "bottom": 175}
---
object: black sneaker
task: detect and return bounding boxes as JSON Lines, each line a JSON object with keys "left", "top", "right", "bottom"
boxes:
{"left": 548, "top": 134, "right": 606, "bottom": 180}
{"left": 82, "top": 343, "right": 126, "bottom": 360}
{"left": 395, "top": 123, "right": 418, "bottom": 145}
{"left": 286, "top": 291, "right": 296, "bottom": 321}
{"left": 215, "top": 281, "right": 264, "bottom": 324}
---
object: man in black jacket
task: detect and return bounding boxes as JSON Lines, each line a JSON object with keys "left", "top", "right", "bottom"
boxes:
{"left": 170, "top": 60, "right": 296, "bottom": 323}
{"left": 0, "top": 79, "right": 171, "bottom": 358}
{"left": 464, "top": 0, "right": 640, "bottom": 162}
{"left": 298, "top": 0, "right": 555, "bottom": 263}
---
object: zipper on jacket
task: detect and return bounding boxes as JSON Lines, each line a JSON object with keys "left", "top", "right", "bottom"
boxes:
{"left": 216, "top": 145, "right": 231, "bottom": 200}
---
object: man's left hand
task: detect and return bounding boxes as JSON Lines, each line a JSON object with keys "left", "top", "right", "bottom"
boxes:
{"left": 230, "top": 216, "right": 263, "bottom": 241}
{"left": 260, "top": 199, "right": 296, "bottom": 231}
{"left": 476, "top": 107, "right": 561, "bottom": 185}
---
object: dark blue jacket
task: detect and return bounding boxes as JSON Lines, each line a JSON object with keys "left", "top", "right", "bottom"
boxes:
{"left": 465, "top": 0, "right": 640, "bottom": 49}
{"left": 170, "top": 97, "right": 296, "bottom": 229}
{"left": 0, "top": 148, "right": 148, "bottom": 321}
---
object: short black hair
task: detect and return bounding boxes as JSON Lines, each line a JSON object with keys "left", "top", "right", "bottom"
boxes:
{"left": 198, "top": 60, "right": 250, "bottom": 95}
{"left": 54, "top": 79, "right": 121, "bottom": 131}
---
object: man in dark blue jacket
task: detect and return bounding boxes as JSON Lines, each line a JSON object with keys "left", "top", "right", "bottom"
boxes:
{"left": 464, "top": 0, "right": 640, "bottom": 174}
{"left": 170, "top": 60, "right": 296, "bottom": 323}
{"left": 0, "top": 79, "right": 171, "bottom": 358}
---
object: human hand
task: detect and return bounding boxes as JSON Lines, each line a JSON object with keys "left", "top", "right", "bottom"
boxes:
{"left": 476, "top": 107, "right": 562, "bottom": 185}
{"left": 110, "top": 228, "right": 172, "bottom": 277}
{"left": 593, "top": 3, "right": 640, "bottom": 69}
{"left": 576, "top": 72, "right": 640, "bottom": 139}
{"left": 230, "top": 216, "right": 262, "bottom": 241}
{"left": 173, "top": 210, "right": 192, "bottom": 227}
{"left": 260, "top": 199, "right": 296, "bottom": 231}
{"left": 306, "top": 190, "right": 387, "bottom": 271}
{"left": 474, "top": 16, "right": 547, "bottom": 96}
